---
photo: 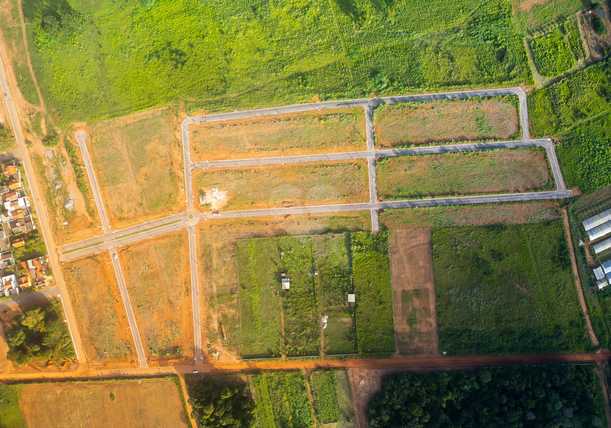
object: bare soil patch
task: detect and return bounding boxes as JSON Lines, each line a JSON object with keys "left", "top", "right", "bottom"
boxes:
{"left": 389, "top": 229, "right": 438, "bottom": 355}
{"left": 518, "top": 0, "right": 551, "bottom": 12}
{"left": 19, "top": 378, "right": 189, "bottom": 428}
{"left": 120, "top": 231, "right": 193, "bottom": 363}
{"left": 199, "top": 212, "right": 370, "bottom": 362}
{"left": 62, "top": 253, "right": 135, "bottom": 366}
{"left": 375, "top": 99, "right": 518, "bottom": 148}
{"left": 348, "top": 368, "right": 389, "bottom": 428}
{"left": 376, "top": 148, "right": 552, "bottom": 199}
{"left": 88, "top": 108, "right": 184, "bottom": 228}
{"left": 194, "top": 161, "right": 369, "bottom": 211}
{"left": 190, "top": 108, "right": 366, "bottom": 161}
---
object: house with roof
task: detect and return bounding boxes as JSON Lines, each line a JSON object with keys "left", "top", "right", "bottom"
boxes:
{"left": 0, "top": 274, "right": 18, "bottom": 297}
{"left": 594, "top": 237, "right": 611, "bottom": 255}
{"left": 586, "top": 220, "right": 611, "bottom": 242}
{"left": 583, "top": 208, "right": 611, "bottom": 232}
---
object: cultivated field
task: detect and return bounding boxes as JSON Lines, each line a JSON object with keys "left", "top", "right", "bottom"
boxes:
{"left": 433, "top": 221, "right": 590, "bottom": 354}
{"left": 194, "top": 161, "right": 369, "bottom": 211}
{"left": 88, "top": 109, "right": 184, "bottom": 227}
{"left": 190, "top": 109, "right": 366, "bottom": 161}
{"left": 17, "top": 378, "right": 189, "bottom": 428}
{"left": 374, "top": 99, "right": 519, "bottom": 147}
{"left": 199, "top": 213, "right": 370, "bottom": 361}
{"left": 376, "top": 148, "right": 552, "bottom": 199}
{"left": 389, "top": 228, "right": 438, "bottom": 355}
{"left": 63, "top": 253, "right": 135, "bottom": 364}
{"left": 119, "top": 232, "right": 193, "bottom": 362}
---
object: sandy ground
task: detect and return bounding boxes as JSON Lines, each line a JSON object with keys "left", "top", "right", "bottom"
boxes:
{"left": 19, "top": 379, "right": 190, "bottom": 428}
{"left": 389, "top": 228, "right": 439, "bottom": 355}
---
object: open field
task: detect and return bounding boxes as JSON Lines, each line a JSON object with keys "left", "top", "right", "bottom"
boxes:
{"left": 512, "top": 0, "right": 583, "bottom": 32}
{"left": 88, "top": 109, "right": 184, "bottom": 228}
{"left": 389, "top": 229, "right": 438, "bottom": 355}
{"left": 433, "top": 221, "right": 590, "bottom": 354}
{"left": 16, "top": 0, "right": 528, "bottom": 122}
{"left": 200, "top": 213, "right": 370, "bottom": 361}
{"left": 309, "top": 370, "right": 355, "bottom": 426}
{"left": 528, "top": 16, "right": 584, "bottom": 77}
{"left": 376, "top": 148, "right": 552, "bottom": 199}
{"left": 190, "top": 109, "right": 366, "bottom": 161}
{"left": 374, "top": 99, "right": 519, "bottom": 147}
{"left": 17, "top": 378, "right": 189, "bottom": 428}
{"left": 194, "top": 161, "right": 368, "bottom": 211}
{"left": 120, "top": 232, "right": 193, "bottom": 361}
{"left": 63, "top": 253, "right": 135, "bottom": 365}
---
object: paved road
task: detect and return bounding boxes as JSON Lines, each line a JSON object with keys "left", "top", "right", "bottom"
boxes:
{"left": 364, "top": 104, "right": 379, "bottom": 232}
{"left": 542, "top": 140, "right": 567, "bottom": 190}
{"left": 75, "top": 130, "right": 111, "bottom": 233}
{"left": 110, "top": 249, "right": 148, "bottom": 368}
{"left": 0, "top": 52, "right": 86, "bottom": 363}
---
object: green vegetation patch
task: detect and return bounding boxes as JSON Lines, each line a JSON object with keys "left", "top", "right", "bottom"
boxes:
{"left": 528, "top": 60, "right": 610, "bottom": 136}
{"left": 512, "top": 0, "right": 583, "bottom": 33}
{"left": 351, "top": 231, "right": 395, "bottom": 354}
{"left": 0, "top": 384, "right": 25, "bottom": 428}
{"left": 309, "top": 370, "right": 355, "bottom": 426}
{"left": 433, "top": 222, "right": 590, "bottom": 354}
{"left": 368, "top": 364, "right": 606, "bottom": 427}
{"left": 0, "top": 124, "right": 15, "bottom": 153}
{"left": 21, "top": 0, "right": 528, "bottom": 122}
{"left": 528, "top": 16, "right": 584, "bottom": 77}
{"left": 5, "top": 300, "right": 75, "bottom": 365}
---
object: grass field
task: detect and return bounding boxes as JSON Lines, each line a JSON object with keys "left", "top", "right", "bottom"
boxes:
{"left": 190, "top": 109, "right": 366, "bottom": 161}
{"left": 374, "top": 98, "right": 519, "bottom": 147}
{"left": 528, "top": 59, "right": 610, "bottom": 136}
{"left": 512, "top": 0, "right": 583, "bottom": 32}
{"left": 528, "top": 16, "right": 584, "bottom": 77}
{"left": 194, "top": 161, "right": 368, "bottom": 211}
{"left": 63, "top": 254, "right": 135, "bottom": 364}
{"left": 0, "top": 384, "right": 25, "bottom": 428}
{"left": 376, "top": 148, "right": 552, "bottom": 199}
{"left": 120, "top": 232, "right": 193, "bottom": 361}
{"left": 310, "top": 370, "right": 355, "bottom": 426}
{"left": 88, "top": 109, "right": 184, "bottom": 227}
{"left": 17, "top": 378, "right": 189, "bottom": 428}
{"left": 433, "top": 221, "right": 590, "bottom": 354}
{"left": 17, "top": 0, "right": 528, "bottom": 122}
{"left": 200, "top": 213, "right": 369, "bottom": 361}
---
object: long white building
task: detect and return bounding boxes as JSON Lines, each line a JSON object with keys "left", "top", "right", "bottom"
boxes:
{"left": 583, "top": 208, "right": 611, "bottom": 231}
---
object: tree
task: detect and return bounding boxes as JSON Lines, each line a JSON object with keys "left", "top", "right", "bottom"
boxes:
{"left": 188, "top": 376, "right": 254, "bottom": 428}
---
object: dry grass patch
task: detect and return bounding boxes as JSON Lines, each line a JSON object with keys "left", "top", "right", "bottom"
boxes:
{"left": 88, "top": 109, "right": 184, "bottom": 228}
{"left": 190, "top": 108, "right": 366, "bottom": 161}
{"left": 18, "top": 378, "right": 189, "bottom": 428}
{"left": 376, "top": 148, "right": 552, "bottom": 199}
{"left": 194, "top": 161, "right": 369, "bottom": 211}
{"left": 375, "top": 99, "right": 518, "bottom": 148}
{"left": 63, "top": 253, "right": 135, "bottom": 364}
{"left": 120, "top": 231, "right": 193, "bottom": 362}
{"left": 199, "top": 213, "right": 370, "bottom": 362}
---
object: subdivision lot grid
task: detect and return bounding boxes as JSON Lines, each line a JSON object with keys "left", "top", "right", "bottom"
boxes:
{"left": 57, "top": 86, "right": 572, "bottom": 367}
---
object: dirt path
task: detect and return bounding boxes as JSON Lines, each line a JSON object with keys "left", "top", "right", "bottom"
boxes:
{"left": 177, "top": 374, "right": 198, "bottom": 428}
{"left": 561, "top": 207, "right": 600, "bottom": 347}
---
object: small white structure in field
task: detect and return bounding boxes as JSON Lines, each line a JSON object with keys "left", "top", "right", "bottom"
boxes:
{"left": 321, "top": 315, "right": 328, "bottom": 330}
{"left": 347, "top": 293, "right": 356, "bottom": 304}
{"left": 281, "top": 274, "right": 291, "bottom": 290}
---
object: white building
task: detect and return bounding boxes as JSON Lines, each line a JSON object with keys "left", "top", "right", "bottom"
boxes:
{"left": 586, "top": 220, "right": 611, "bottom": 242}
{"left": 583, "top": 208, "right": 611, "bottom": 231}
{"left": 593, "top": 237, "right": 611, "bottom": 255}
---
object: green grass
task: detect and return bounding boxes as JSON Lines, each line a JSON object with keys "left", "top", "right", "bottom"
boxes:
{"left": 432, "top": 222, "right": 590, "bottom": 354}
{"left": 528, "top": 59, "right": 610, "bottom": 136}
{"left": 528, "top": 17, "right": 583, "bottom": 77}
{"left": 0, "top": 125, "right": 15, "bottom": 153}
{"left": 512, "top": 0, "right": 583, "bottom": 33}
{"left": 310, "top": 371, "right": 339, "bottom": 424}
{"left": 557, "top": 112, "right": 611, "bottom": 193}
{"left": 0, "top": 384, "right": 25, "bottom": 428}
{"left": 18, "top": 0, "right": 529, "bottom": 123}
{"left": 351, "top": 231, "right": 395, "bottom": 354}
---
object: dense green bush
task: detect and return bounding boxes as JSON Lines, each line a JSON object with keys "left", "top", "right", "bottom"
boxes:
{"left": 368, "top": 364, "right": 606, "bottom": 427}
{"left": 188, "top": 376, "right": 254, "bottom": 428}
{"left": 529, "top": 24, "right": 576, "bottom": 76}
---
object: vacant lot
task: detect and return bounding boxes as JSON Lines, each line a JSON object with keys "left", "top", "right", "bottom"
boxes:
{"left": 89, "top": 109, "right": 184, "bottom": 227}
{"left": 18, "top": 378, "right": 189, "bottom": 428}
{"left": 389, "top": 229, "right": 438, "bottom": 355}
{"left": 120, "top": 232, "right": 193, "bottom": 361}
{"left": 375, "top": 99, "right": 519, "bottom": 147}
{"left": 513, "top": 0, "right": 583, "bottom": 32}
{"left": 63, "top": 254, "right": 135, "bottom": 364}
{"left": 376, "top": 149, "right": 552, "bottom": 199}
{"left": 433, "top": 222, "right": 590, "bottom": 354}
{"left": 199, "top": 213, "right": 369, "bottom": 361}
{"left": 194, "top": 161, "right": 368, "bottom": 211}
{"left": 191, "top": 109, "right": 366, "bottom": 161}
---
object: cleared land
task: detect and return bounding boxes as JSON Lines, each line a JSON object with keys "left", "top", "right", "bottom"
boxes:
{"left": 63, "top": 253, "right": 135, "bottom": 364}
{"left": 120, "top": 232, "right": 193, "bottom": 361}
{"left": 18, "top": 378, "right": 189, "bottom": 428}
{"left": 513, "top": 0, "right": 583, "bottom": 32}
{"left": 374, "top": 99, "right": 519, "bottom": 147}
{"left": 389, "top": 228, "right": 438, "bottom": 355}
{"left": 88, "top": 109, "right": 184, "bottom": 227}
{"left": 190, "top": 109, "right": 366, "bottom": 161}
{"left": 194, "top": 161, "right": 369, "bottom": 211}
{"left": 199, "top": 213, "right": 370, "bottom": 362}
{"left": 433, "top": 221, "right": 590, "bottom": 354}
{"left": 376, "top": 148, "right": 552, "bottom": 199}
